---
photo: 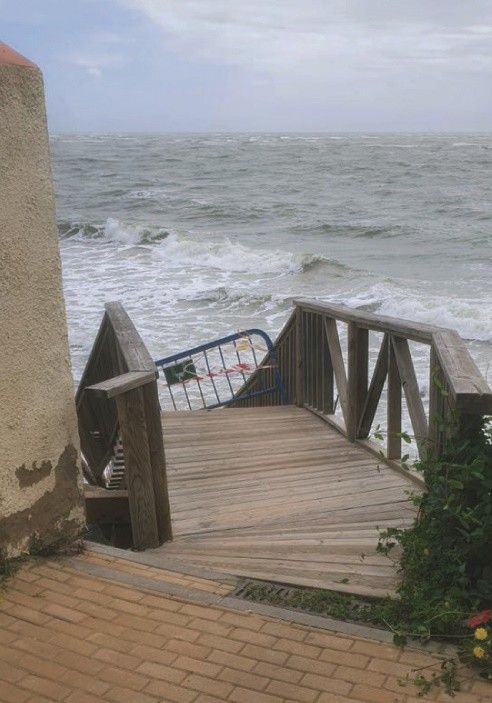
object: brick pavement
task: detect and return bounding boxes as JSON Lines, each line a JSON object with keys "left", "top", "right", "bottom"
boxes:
{"left": 0, "top": 556, "right": 491, "bottom": 703}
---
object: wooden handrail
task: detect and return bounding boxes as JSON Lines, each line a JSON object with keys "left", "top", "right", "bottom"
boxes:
{"left": 76, "top": 302, "right": 172, "bottom": 550}
{"left": 232, "top": 301, "right": 491, "bottom": 468}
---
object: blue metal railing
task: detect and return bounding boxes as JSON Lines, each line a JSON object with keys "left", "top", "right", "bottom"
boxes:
{"left": 154, "top": 329, "right": 287, "bottom": 411}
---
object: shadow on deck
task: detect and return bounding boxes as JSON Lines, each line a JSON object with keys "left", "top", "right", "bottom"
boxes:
{"left": 150, "top": 406, "right": 417, "bottom": 598}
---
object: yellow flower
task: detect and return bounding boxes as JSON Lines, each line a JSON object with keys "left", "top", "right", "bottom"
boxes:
{"left": 473, "top": 646, "right": 486, "bottom": 659}
{"left": 475, "top": 628, "right": 488, "bottom": 641}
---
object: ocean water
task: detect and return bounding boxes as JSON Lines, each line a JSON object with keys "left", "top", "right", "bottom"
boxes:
{"left": 52, "top": 133, "right": 491, "bottom": 404}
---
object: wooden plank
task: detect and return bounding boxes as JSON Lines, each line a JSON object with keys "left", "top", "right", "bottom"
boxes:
{"left": 105, "top": 301, "right": 155, "bottom": 372}
{"left": 142, "top": 381, "right": 173, "bottom": 543}
{"left": 323, "top": 318, "right": 348, "bottom": 424}
{"left": 432, "top": 329, "right": 492, "bottom": 413}
{"left": 347, "top": 323, "right": 368, "bottom": 442}
{"left": 116, "top": 387, "right": 160, "bottom": 550}
{"left": 87, "top": 370, "right": 156, "bottom": 398}
{"left": 358, "top": 333, "right": 388, "bottom": 439}
{"left": 387, "top": 335, "right": 402, "bottom": 459}
{"left": 391, "top": 336, "right": 428, "bottom": 453}
{"left": 297, "top": 299, "right": 435, "bottom": 343}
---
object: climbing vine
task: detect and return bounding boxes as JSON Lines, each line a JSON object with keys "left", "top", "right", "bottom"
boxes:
{"left": 377, "top": 408, "right": 492, "bottom": 693}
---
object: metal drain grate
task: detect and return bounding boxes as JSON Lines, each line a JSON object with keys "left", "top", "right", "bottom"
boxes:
{"left": 233, "top": 578, "right": 300, "bottom": 602}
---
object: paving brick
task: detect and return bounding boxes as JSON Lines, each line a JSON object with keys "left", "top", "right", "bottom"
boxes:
{"left": 103, "top": 584, "right": 144, "bottom": 603}
{"left": 19, "top": 653, "right": 68, "bottom": 681}
{"left": 12, "top": 636, "right": 62, "bottom": 660}
{"left": 229, "top": 687, "right": 283, "bottom": 703}
{"left": 241, "top": 644, "right": 288, "bottom": 666}
{"left": 49, "top": 630, "right": 98, "bottom": 658}
{"left": 304, "top": 631, "right": 353, "bottom": 650}
{"left": 219, "top": 667, "right": 270, "bottom": 692}
{"left": 261, "top": 621, "right": 307, "bottom": 641}
{"left": 0, "top": 681, "right": 31, "bottom": 703}
{"left": 60, "top": 669, "right": 110, "bottom": 696}
{"left": 197, "top": 633, "right": 244, "bottom": 654}
{"left": 144, "top": 679, "right": 198, "bottom": 702}
{"left": 42, "top": 602, "right": 86, "bottom": 624}
{"left": 180, "top": 603, "right": 223, "bottom": 621}
{"left": 4, "top": 603, "right": 51, "bottom": 626}
{"left": 253, "top": 661, "right": 304, "bottom": 684}
{"left": 300, "top": 672, "right": 352, "bottom": 696}
{"left": 148, "top": 607, "right": 192, "bottom": 626}
{"left": 55, "top": 649, "right": 104, "bottom": 676}
{"left": 130, "top": 643, "right": 178, "bottom": 666}
{"left": 265, "top": 679, "right": 318, "bottom": 703}
{"left": 98, "top": 665, "right": 149, "bottom": 691}
{"left": 174, "top": 655, "right": 222, "bottom": 678}
{"left": 351, "top": 639, "right": 400, "bottom": 661}
{"left": 182, "top": 673, "right": 234, "bottom": 698}
{"left": 65, "top": 690, "right": 106, "bottom": 703}
{"left": 103, "top": 685, "right": 158, "bottom": 703}
{"left": 155, "top": 622, "right": 201, "bottom": 642}
{"left": 140, "top": 593, "right": 181, "bottom": 611}
{"left": 286, "top": 654, "right": 336, "bottom": 677}
{"left": 0, "top": 658, "right": 25, "bottom": 683}
{"left": 87, "top": 631, "right": 135, "bottom": 654}
{"left": 95, "top": 647, "right": 142, "bottom": 670}
{"left": 230, "top": 628, "right": 276, "bottom": 648}
{"left": 209, "top": 649, "right": 257, "bottom": 672}
{"left": 334, "top": 664, "right": 386, "bottom": 687}
{"left": 166, "top": 638, "right": 212, "bottom": 660}
{"left": 20, "top": 674, "right": 71, "bottom": 701}
{"left": 368, "top": 657, "right": 416, "bottom": 677}
{"left": 351, "top": 683, "right": 406, "bottom": 703}
{"left": 317, "top": 694, "right": 356, "bottom": 703}
{"left": 218, "top": 611, "right": 264, "bottom": 631}
{"left": 319, "top": 647, "right": 369, "bottom": 669}
{"left": 120, "top": 626, "right": 167, "bottom": 649}
{"left": 274, "top": 638, "right": 322, "bottom": 660}
{"left": 188, "top": 618, "right": 232, "bottom": 637}
{"left": 137, "top": 660, "right": 187, "bottom": 684}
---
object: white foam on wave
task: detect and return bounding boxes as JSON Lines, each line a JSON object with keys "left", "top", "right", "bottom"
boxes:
{"left": 343, "top": 283, "right": 491, "bottom": 342}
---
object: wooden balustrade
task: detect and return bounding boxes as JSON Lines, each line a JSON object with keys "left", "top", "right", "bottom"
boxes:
{"left": 232, "top": 300, "right": 492, "bottom": 468}
{"left": 76, "top": 302, "right": 172, "bottom": 550}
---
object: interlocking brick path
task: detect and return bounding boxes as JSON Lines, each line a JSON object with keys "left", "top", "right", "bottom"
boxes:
{"left": 0, "top": 556, "right": 491, "bottom": 703}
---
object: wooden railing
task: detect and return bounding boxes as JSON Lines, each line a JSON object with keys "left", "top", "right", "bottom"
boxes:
{"left": 232, "top": 301, "right": 492, "bottom": 469}
{"left": 76, "top": 302, "right": 172, "bottom": 550}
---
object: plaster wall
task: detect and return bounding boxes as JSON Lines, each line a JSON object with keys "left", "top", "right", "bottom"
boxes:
{"left": 0, "top": 45, "right": 85, "bottom": 556}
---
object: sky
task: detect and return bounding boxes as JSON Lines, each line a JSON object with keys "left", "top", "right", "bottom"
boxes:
{"left": 1, "top": 0, "right": 492, "bottom": 133}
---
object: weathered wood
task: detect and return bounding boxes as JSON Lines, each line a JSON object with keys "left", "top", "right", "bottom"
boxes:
{"left": 358, "top": 334, "right": 389, "bottom": 439}
{"left": 84, "top": 485, "right": 130, "bottom": 525}
{"left": 323, "top": 317, "right": 348, "bottom": 423}
{"left": 295, "top": 306, "right": 303, "bottom": 407}
{"left": 142, "top": 381, "right": 173, "bottom": 543}
{"left": 347, "top": 323, "right": 368, "bottom": 442}
{"left": 432, "top": 329, "right": 492, "bottom": 413}
{"left": 391, "top": 336, "right": 428, "bottom": 452}
{"left": 297, "top": 299, "right": 435, "bottom": 343}
{"left": 153, "top": 406, "right": 419, "bottom": 597}
{"left": 105, "top": 302, "right": 155, "bottom": 372}
{"left": 387, "top": 336, "right": 402, "bottom": 460}
{"left": 116, "top": 387, "right": 160, "bottom": 550}
{"left": 87, "top": 370, "right": 156, "bottom": 398}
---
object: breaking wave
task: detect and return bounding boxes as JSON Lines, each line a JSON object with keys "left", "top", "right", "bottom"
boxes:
{"left": 59, "top": 217, "right": 341, "bottom": 276}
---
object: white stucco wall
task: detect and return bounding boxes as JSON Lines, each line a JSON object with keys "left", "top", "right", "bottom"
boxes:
{"left": 0, "top": 44, "right": 85, "bottom": 556}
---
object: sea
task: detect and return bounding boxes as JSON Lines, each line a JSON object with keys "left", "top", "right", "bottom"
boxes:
{"left": 52, "top": 133, "right": 491, "bottom": 413}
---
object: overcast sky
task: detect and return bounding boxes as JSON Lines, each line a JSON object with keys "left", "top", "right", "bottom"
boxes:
{"left": 1, "top": 0, "right": 491, "bottom": 132}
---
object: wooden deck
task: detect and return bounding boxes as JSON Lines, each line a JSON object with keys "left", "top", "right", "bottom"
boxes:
{"left": 151, "top": 405, "right": 417, "bottom": 598}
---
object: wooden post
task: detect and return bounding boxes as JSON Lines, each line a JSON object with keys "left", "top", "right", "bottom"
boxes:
{"left": 387, "top": 335, "right": 402, "bottom": 459}
{"left": 295, "top": 306, "right": 304, "bottom": 407}
{"left": 142, "top": 380, "right": 173, "bottom": 543}
{"left": 116, "top": 387, "right": 160, "bottom": 550}
{"left": 428, "top": 347, "right": 445, "bottom": 459}
{"left": 347, "top": 323, "right": 368, "bottom": 442}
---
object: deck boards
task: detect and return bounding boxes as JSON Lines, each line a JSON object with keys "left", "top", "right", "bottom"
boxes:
{"left": 151, "top": 406, "right": 417, "bottom": 597}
